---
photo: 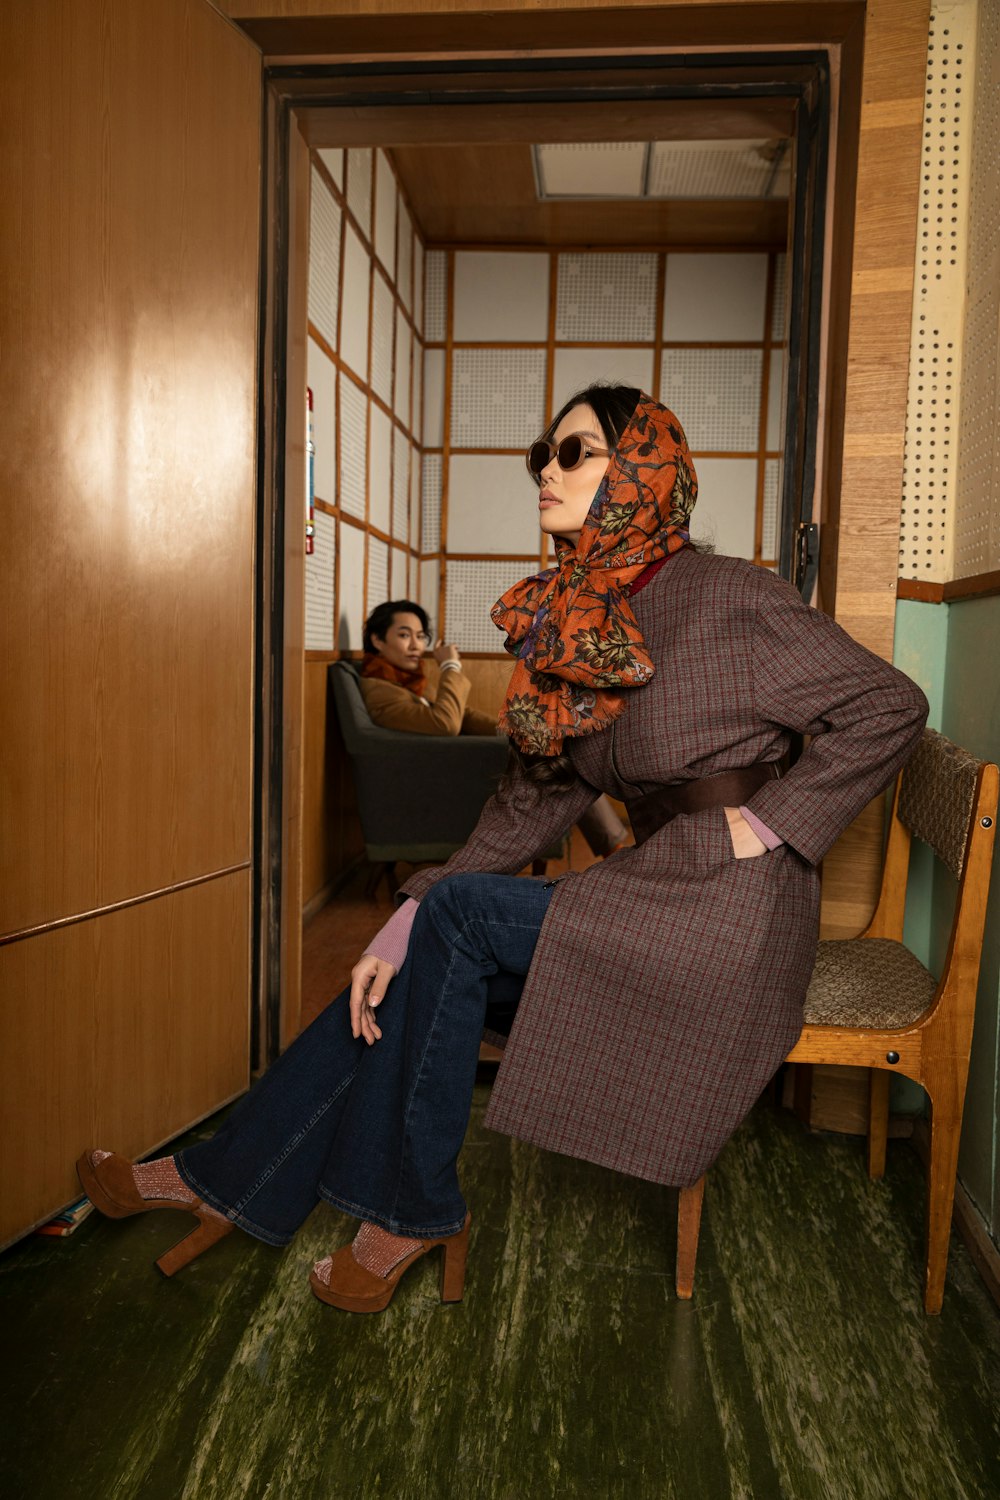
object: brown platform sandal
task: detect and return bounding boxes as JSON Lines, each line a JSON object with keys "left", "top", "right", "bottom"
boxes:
{"left": 75, "top": 1150, "right": 235, "bottom": 1277}
{"left": 310, "top": 1212, "right": 471, "bottom": 1313}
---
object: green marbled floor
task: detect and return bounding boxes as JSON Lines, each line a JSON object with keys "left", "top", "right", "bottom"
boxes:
{"left": 3, "top": 1091, "right": 999, "bottom": 1500}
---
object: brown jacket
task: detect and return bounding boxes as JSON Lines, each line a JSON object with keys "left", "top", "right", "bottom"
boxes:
{"left": 359, "top": 670, "right": 497, "bottom": 737}
{"left": 400, "top": 548, "right": 928, "bottom": 1187}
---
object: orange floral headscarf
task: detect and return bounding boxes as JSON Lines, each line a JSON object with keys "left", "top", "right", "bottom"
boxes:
{"left": 492, "top": 395, "right": 697, "bottom": 756}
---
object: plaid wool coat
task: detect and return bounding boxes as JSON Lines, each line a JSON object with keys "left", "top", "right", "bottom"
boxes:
{"left": 399, "top": 548, "right": 929, "bottom": 1187}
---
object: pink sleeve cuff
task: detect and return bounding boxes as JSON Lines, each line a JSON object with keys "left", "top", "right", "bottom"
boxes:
{"left": 739, "top": 806, "right": 785, "bottom": 851}
{"left": 363, "top": 897, "right": 419, "bottom": 971}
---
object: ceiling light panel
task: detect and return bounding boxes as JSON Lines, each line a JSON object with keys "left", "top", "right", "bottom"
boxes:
{"left": 648, "top": 140, "right": 789, "bottom": 199}
{"left": 535, "top": 143, "right": 648, "bottom": 199}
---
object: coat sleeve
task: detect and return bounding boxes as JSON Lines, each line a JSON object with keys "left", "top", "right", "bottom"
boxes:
{"left": 740, "top": 572, "right": 928, "bottom": 865}
{"left": 397, "top": 763, "right": 601, "bottom": 903}
{"left": 360, "top": 671, "right": 470, "bottom": 736}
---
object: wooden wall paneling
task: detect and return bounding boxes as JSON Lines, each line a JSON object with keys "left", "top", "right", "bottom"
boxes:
{"left": 281, "top": 117, "right": 311, "bottom": 1046}
{"left": 224, "top": 2, "right": 866, "bottom": 55}
{"left": 0, "top": 871, "right": 251, "bottom": 1248}
{"left": 815, "top": 0, "right": 929, "bottom": 941}
{"left": 0, "top": 0, "right": 261, "bottom": 1242}
{"left": 1, "top": 0, "right": 260, "bottom": 942}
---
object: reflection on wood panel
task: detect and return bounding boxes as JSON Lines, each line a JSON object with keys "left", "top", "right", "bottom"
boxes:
{"left": 1, "top": 0, "right": 260, "bottom": 940}
{"left": 0, "top": 872, "right": 251, "bottom": 1246}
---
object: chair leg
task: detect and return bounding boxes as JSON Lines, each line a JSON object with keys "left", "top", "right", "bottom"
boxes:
{"left": 675, "top": 1176, "right": 706, "bottom": 1300}
{"left": 867, "top": 1068, "right": 890, "bottom": 1180}
{"left": 924, "top": 1102, "right": 962, "bottom": 1315}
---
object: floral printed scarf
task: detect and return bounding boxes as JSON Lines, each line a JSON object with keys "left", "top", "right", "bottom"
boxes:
{"left": 360, "top": 652, "right": 427, "bottom": 699}
{"left": 492, "top": 395, "right": 697, "bottom": 756}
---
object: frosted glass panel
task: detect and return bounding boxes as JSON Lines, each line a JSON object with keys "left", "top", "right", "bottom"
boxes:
{"left": 762, "top": 458, "right": 782, "bottom": 561}
{"left": 374, "top": 150, "right": 397, "bottom": 277}
{"left": 338, "top": 523, "right": 366, "bottom": 651}
{"left": 367, "top": 536, "right": 388, "bottom": 616}
{"left": 304, "top": 510, "right": 336, "bottom": 652}
{"left": 425, "top": 251, "right": 447, "bottom": 341}
{"left": 316, "top": 148, "right": 343, "bottom": 188}
{"left": 340, "top": 225, "right": 370, "bottom": 382}
{"left": 453, "top": 252, "right": 549, "bottom": 342}
{"left": 423, "top": 348, "right": 445, "bottom": 447}
{"left": 371, "top": 274, "right": 394, "bottom": 405}
{"left": 659, "top": 349, "right": 762, "bottom": 452}
{"left": 446, "top": 561, "right": 537, "bottom": 653}
{"left": 447, "top": 456, "right": 541, "bottom": 555}
{"left": 395, "top": 309, "right": 411, "bottom": 426}
{"left": 390, "top": 544, "right": 408, "bottom": 600}
{"left": 451, "top": 348, "right": 546, "bottom": 448}
{"left": 410, "top": 442, "right": 422, "bottom": 550}
{"left": 419, "top": 559, "right": 440, "bottom": 622}
{"left": 308, "top": 167, "right": 341, "bottom": 352}
{"left": 397, "top": 205, "right": 413, "bottom": 312}
{"left": 346, "top": 147, "right": 372, "bottom": 239}
{"left": 413, "top": 237, "right": 425, "bottom": 335}
{"left": 690, "top": 458, "right": 757, "bottom": 561}
{"left": 551, "top": 348, "right": 654, "bottom": 416}
{"left": 411, "top": 337, "right": 422, "bottom": 442}
{"left": 368, "top": 404, "right": 392, "bottom": 535}
{"left": 421, "top": 454, "right": 441, "bottom": 552}
{"left": 766, "top": 348, "right": 785, "bottom": 451}
{"left": 663, "top": 254, "right": 768, "bottom": 342}
{"left": 307, "top": 337, "right": 337, "bottom": 505}
{"left": 392, "top": 426, "right": 409, "bottom": 542}
{"left": 340, "top": 378, "right": 367, "bottom": 521}
{"left": 556, "top": 253, "right": 657, "bottom": 341}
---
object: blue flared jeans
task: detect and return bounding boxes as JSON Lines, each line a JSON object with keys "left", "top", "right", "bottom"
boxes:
{"left": 176, "top": 874, "right": 554, "bottom": 1245}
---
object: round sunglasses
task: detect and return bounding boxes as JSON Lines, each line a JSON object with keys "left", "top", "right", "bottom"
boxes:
{"left": 525, "top": 433, "right": 612, "bottom": 482}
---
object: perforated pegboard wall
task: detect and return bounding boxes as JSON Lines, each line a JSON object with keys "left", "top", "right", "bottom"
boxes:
{"left": 660, "top": 349, "right": 762, "bottom": 452}
{"left": 451, "top": 349, "right": 547, "bottom": 448}
{"left": 304, "top": 509, "right": 336, "bottom": 651}
{"left": 367, "top": 536, "right": 388, "bottom": 615}
{"left": 395, "top": 312, "right": 411, "bottom": 427}
{"left": 421, "top": 454, "right": 442, "bottom": 552}
{"left": 397, "top": 207, "right": 413, "bottom": 312}
{"left": 410, "top": 445, "right": 421, "bottom": 552}
{"left": 445, "top": 560, "right": 538, "bottom": 653}
{"left": 393, "top": 426, "right": 409, "bottom": 542}
{"left": 648, "top": 141, "right": 787, "bottom": 200}
{"left": 339, "top": 378, "right": 368, "bottom": 521}
{"left": 370, "top": 275, "right": 394, "bottom": 406}
{"left": 425, "top": 251, "right": 447, "bottom": 341}
{"left": 762, "top": 459, "right": 782, "bottom": 562}
{"left": 899, "top": 0, "right": 977, "bottom": 581}
{"left": 308, "top": 167, "right": 341, "bottom": 351}
{"left": 771, "top": 253, "right": 788, "bottom": 342}
{"left": 346, "top": 147, "right": 373, "bottom": 238}
{"left": 414, "top": 238, "right": 425, "bottom": 335}
{"left": 955, "top": 0, "right": 999, "bottom": 578}
{"left": 556, "top": 253, "right": 657, "bottom": 342}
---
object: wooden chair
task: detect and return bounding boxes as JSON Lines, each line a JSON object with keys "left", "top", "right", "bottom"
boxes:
{"left": 675, "top": 729, "right": 998, "bottom": 1314}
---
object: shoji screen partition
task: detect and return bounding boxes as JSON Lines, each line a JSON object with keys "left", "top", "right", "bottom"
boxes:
{"left": 421, "top": 246, "right": 787, "bottom": 657}
{"left": 304, "top": 147, "right": 424, "bottom": 659}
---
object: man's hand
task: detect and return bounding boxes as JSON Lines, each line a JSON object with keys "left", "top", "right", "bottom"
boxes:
{"left": 349, "top": 954, "right": 397, "bottom": 1045}
{"left": 432, "top": 638, "right": 461, "bottom": 666}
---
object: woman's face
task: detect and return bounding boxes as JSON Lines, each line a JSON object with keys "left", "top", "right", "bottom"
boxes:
{"left": 536, "top": 403, "right": 614, "bottom": 548}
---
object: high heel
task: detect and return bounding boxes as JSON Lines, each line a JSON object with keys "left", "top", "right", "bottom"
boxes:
{"left": 75, "top": 1150, "right": 235, "bottom": 1276}
{"left": 309, "top": 1212, "right": 471, "bottom": 1313}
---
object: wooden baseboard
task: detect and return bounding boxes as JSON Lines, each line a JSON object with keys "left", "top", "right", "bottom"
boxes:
{"left": 911, "top": 1120, "right": 1000, "bottom": 1311}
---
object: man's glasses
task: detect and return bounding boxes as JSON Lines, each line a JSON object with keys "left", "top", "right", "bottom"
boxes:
{"left": 525, "top": 434, "right": 612, "bottom": 483}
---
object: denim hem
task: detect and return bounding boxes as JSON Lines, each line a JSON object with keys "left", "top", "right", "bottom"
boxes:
{"left": 175, "top": 1156, "right": 293, "bottom": 1248}
{"left": 318, "top": 1185, "right": 467, "bottom": 1240}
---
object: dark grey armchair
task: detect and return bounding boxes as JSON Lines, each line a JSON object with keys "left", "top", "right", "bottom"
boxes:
{"left": 329, "top": 661, "right": 511, "bottom": 868}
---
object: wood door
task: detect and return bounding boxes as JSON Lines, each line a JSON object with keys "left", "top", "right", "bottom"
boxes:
{"left": 0, "top": 0, "right": 262, "bottom": 1244}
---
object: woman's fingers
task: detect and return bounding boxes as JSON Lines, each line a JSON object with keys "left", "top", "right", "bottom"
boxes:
{"left": 349, "top": 956, "right": 396, "bottom": 1044}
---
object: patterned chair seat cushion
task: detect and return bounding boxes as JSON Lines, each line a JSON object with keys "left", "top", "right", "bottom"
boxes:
{"left": 804, "top": 938, "right": 937, "bottom": 1029}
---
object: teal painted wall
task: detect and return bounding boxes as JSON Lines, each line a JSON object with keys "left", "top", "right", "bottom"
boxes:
{"left": 893, "top": 595, "right": 1000, "bottom": 1242}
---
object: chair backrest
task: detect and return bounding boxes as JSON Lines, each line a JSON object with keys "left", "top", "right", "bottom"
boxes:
{"left": 898, "top": 729, "right": 983, "bottom": 879}
{"left": 329, "top": 660, "right": 394, "bottom": 754}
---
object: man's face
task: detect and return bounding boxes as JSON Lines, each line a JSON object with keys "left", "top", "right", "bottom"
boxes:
{"left": 371, "top": 612, "right": 428, "bottom": 673}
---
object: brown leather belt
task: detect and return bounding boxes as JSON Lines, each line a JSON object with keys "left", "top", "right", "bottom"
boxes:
{"left": 625, "top": 761, "right": 783, "bottom": 847}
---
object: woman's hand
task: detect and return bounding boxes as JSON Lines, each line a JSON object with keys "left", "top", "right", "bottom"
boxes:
{"left": 724, "top": 806, "right": 768, "bottom": 859}
{"left": 432, "top": 638, "right": 460, "bottom": 666}
{"left": 349, "top": 955, "right": 397, "bottom": 1045}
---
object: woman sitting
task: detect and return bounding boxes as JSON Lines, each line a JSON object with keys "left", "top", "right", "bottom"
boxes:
{"left": 77, "top": 383, "right": 928, "bottom": 1314}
